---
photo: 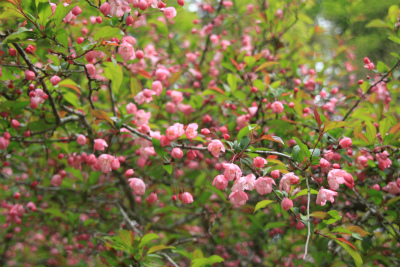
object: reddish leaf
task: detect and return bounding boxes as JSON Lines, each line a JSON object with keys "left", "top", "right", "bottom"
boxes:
{"left": 261, "top": 135, "right": 284, "bottom": 144}
{"left": 137, "top": 69, "right": 152, "bottom": 79}
{"left": 313, "top": 108, "right": 322, "bottom": 129}
{"left": 229, "top": 58, "right": 241, "bottom": 71}
{"left": 346, "top": 225, "right": 371, "bottom": 237}
{"left": 267, "top": 155, "right": 278, "bottom": 159}
{"left": 281, "top": 118, "right": 298, "bottom": 124}
{"left": 264, "top": 72, "right": 271, "bottom": 86}
{"left": 389, "top": 122, "right": 400, "bottom": 134}
{"left": 336, "top": 238, "right": 358, "bottom": 251}
{"left": 209, "top": 86, "right": 225, "bottom": 95}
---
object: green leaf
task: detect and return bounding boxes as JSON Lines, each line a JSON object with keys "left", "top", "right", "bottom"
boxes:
{"left": 43, "top": 207, "right": 65, "bottom": 219}
{"left": 147, "top": 245, "right": 175, "bottom": 255}
{"left": 237, "top": 124, "right": 259, "bottom": 143}
{"left": 88, "top": 171, "right": 101, "bottom": 186}
{"left": 149, "top": 20, "right": 168, "bottom": 36}
{"left": 324, "top": 121, "right": 349, "bottom": 132}
{"left": 298, "top": 13, "right": 313, "bottom": 24}
{"left": 239, "top": 136, "right": 251, "bottom": 150}
{"left": 37, "top": 1, "right": 52, "bottom": 27}
{"left": 93, "top": 26, "right": 124, "bottom": 40}
{"left": 152, "top": 138, "right": 164, "bottom": 157}
{"left": 323, "top": 210, "right": 342, "bottom": 224}
{"left": 163, "top": 164, "right": 173, "bottom": 174}
{"left": 0, "top": 8, "right": 25, "bottom": 19}
{"left": 388, "top": 36, "right": 400, "bottom": 45}
{"left": 139, "top": 233, "right": 159, "bottom": 248}
{"left": 3, "top": 27, "right": 38, "bottom": 44}
{"left": 46, "top": 55, "right": 60, "bottom": 66}
{"left": 29, "top": 120, "right": 54, "bottom": 132}
{"left": 227, "top": 73, "right": 237, "bottom": 92}
{"left": 253, "top": 200, "right": 274, "bottom": 213}
{"left": 365, "top": 19, "right": 388, "bottom": 28}
{"left": 292, "top": 137, "right": 311, "bottom": 159}
{"left": 119, "top": 229, "right": 134, "bottom": 247}
{"left": 290, "top": 188, "right": 318, "bottom": 200}
{"left": 63, "top": 91, "right": 80, "bottom": 107}
{"left": 52, "top": 2, "right": 78, "bottom": 28}
{"left": 244, "top": 56, "right": 256, "bottom": 69}
{"left": 103, "top": 62, "right": 123, "bottom": 93}
{"left": 376, "top": 61, "right": 389, "bottom": 73}
{"left": 365, "top": 121, "right": 376, "bottom": 144}
{"left": 379, "top": 118, "right": 391, "bottom": 140}
{"left": 334, "top": 240, "right": 363, "bottom": 267}
{"left": 55, "top": 28, "right": 68, "bottom": 48}
{"left": 191, "top": 255, "right": 224, "bottom": 267}
{"left": 193, "top": 249, "right": 204, "bottom": 259}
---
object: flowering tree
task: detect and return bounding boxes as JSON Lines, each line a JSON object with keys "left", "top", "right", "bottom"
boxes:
{"left": 1, "top": 0, "right": 400, "bottom": 266}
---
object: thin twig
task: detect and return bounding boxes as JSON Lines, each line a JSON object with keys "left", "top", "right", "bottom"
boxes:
{"left": 303, "top": 174, "right": 311, "bottom": 260}
{"left": 342, "top": 59, "right": 400, "bottom": 121}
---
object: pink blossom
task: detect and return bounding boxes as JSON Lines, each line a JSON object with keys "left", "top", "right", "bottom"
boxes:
{"left": 165, "top": 102, "right": 177, "bottom": 113}
{"left": 94, "top": 139, "right": 108, "bottom": 151}
{"left": 181, "top": 192, "right": 194, "bottom": 204}
{"left": 51, "top": 174, "right": 62, "bottom": 187}
{"left": 271, "top": 170, "right": 280, "bottom": 179}
{"left": 327, "top": 169, "right": 348, "bottom": 190}
{"left": 213, "top": 175, "right": 228, "bottom": 190}
{"left": 146, "top": 193, "right": 158, "bottom": 205}
{"left": 25, "top": 70, "right": 35, "bottom": 80}
{"left": 126, "top": 102, "right": 137, "bottom": 114}
{"left": 97, "top": 154, "right": 115, "bottom": 173}
{"left": 339, "top": 137, "right": 352, "bottom": 148}
{"left": 109, "top": 0, "right": 131, "bottom": 17}
{"left": 85, "top": 64, "right": 96, "bottom": 77}
{"left": 222, "top": 163, "right": 242, "bottom": 181}
{"left": 118, "top": 41, "right": 136, "bottom": 62}
{"left": 0, "top": 137, "right": 10, "bottom": 150}
{"left": 185, "top": 123, "right": 198, "bottom": 139}
{"left": 170, "top": 91, "right": 184, "bottom": 103}
{"left": 253, "top": 157, "right": 267, "bottom": 168}
{"left": 166, "top": 123, "right": 185, "bottom": 140}
{"left": 271, "top": 101, "right": 284, "bottom": 113}
{"left": 134, "top": 89, "right": 155, "bottom": 104}
{"left": 128, "top": 178, "right": 146, "bottom": 195}
{"left": 254, "top": 177, "right": 276, "bottom": 195}
{"left": 156, "top": 68, "right": 170, "bottom": 80}
{"left": 382, "top": 182, "right": 400, "bottom": 195}
{"left": 151, "top": 81, "right": 163, "bottom": 96}
{"left": 100, "top": 2, "right": 111, "bottom": 16}
{"left": 281, "top": 197, "right": 293, "bottom": 210}
{"left": 171, "top": 148, "right": 183, "bottom": 159}
{"left": 231, "top": 174, "right": 256, "bottom": 192}
{"left": 27, "top": 201, "right": 37, "bottom": 211}
{"left": 163, "top": 7, "right": 177, "bottom": 20}
{"left": 357, "top": 155, "right": 368, "bottom": 167}
{"left": 376, "top": 151, "right": 392, "bottom": 171}
{"left": 316, "top": 187, "right": 338, "bottom": 206}
{"left": 207, "top": 139, "right": 225, "bottom": 158}
{"left": 50, "top": 76, "right": 61, "bottom": 86}
{"left": 111, "top": 158, "right": 120, "bottom": 170}
{"left": 160, "top": 135, "right": 171, "bottom": 147}
{"left": 125, "top": 169, "right": 134, "bottom": 178}
{"left": 135, "top": 110, "right": 151, "bottom": 126}
{"left": 76, "top": 135, "right": 87, "bottom": 145}
{"left": 343, "top": 173, "right": 354, "bottom": 189}
{"left": 229, "top": 191, "right": 248, "bottom": 206}
{"left": 319, "top": 158, "right": 330, "bottom": 170}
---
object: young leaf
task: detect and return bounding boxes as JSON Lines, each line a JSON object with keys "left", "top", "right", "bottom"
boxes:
{"left": 253, "top": 200, "right": 274, "bottom": 213}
